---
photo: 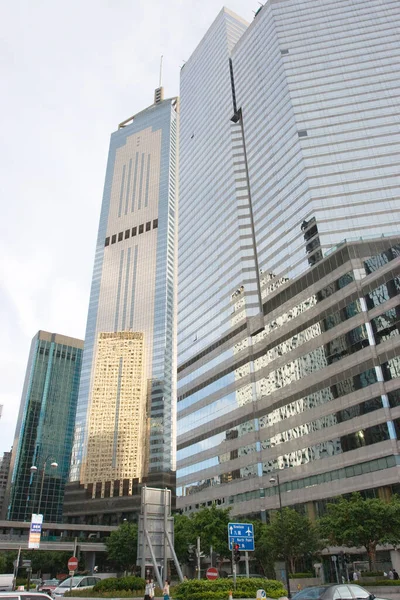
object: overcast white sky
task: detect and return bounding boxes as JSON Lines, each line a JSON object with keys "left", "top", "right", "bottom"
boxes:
{"left": 0, "top": 0, "right": 255, "bottom": 455}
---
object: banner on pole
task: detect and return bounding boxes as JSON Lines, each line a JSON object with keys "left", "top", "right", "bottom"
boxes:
{"left": 28, "top": 514, "right": 43, "bottom": 549}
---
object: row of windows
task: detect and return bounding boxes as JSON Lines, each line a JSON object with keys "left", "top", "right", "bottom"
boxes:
{"left": 178, "top": 423, "right": 391, "bottom": 496}
{"left": 104, "top": 219, "right": 158, "bottom": 247}
{"left": 228, "top": 455, "right": 398, "bottom": 506}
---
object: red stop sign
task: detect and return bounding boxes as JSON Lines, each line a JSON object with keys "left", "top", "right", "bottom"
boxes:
{"left": 206, "top": 567, "right": 219, "bottom": 580}
{"left": 68, "top": 557, "right": 78, "bottom": 571}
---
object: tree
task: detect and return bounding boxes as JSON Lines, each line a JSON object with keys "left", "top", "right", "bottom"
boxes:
{"left": 105, "top": 521, "right": 138, "bottom": 573}
{"left": 268, "top": 508, "right": 320, "bottom": 574}
{"left": 190, "top": 505, "right": 231, "bottom": 562}
{"left": 318, "top": 493, "right": 400, "bottom": 570}
{"left": 173, "top": 513, "right": 195, "bottom": 565}
{"left": 250, "top": 520, "right": 275, "bottom": 578}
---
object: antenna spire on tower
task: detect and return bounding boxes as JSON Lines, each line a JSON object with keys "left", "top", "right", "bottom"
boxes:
{"left": 159, "top": 55, "right": 163, "bottom": 88}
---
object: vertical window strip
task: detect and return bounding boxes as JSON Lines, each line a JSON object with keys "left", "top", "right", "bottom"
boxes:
{"left": 131, "top": 153, "right": 139, "bottom": 213}
{"left": 144, "top": 154, "right": 151, "bottom": 208}
{"left": 129, "top": 246, "right": 139, "bottom": 329}
{"left": 114, "top": 250, "right": 125, "bottom": 331}
{"left": 124, "top": 158, "right": 133, "bottom": 215}
{"left": 117, "top": 164, "right": 126, "bottom": 218}
{"left": 112, "top": 357, "right": 123, "bottom": 469}
{"left": 137, "top": 153, "right": 145, "bottom": 210}
{"left": 121, "top": 247, "right": 132, "bottom": 330}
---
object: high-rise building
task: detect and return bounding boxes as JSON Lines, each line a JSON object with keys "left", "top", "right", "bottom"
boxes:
{"left": 5, "top": 331, "right": 83, "bottom": 522}
{"left": 177, "top": 1, "right": 400, "bottom": 523}
{"left": 65, "top": 89, "right": 178, "bottom": 524}
{"left": 0, "top": 449, "right": 12, "bottom": 516}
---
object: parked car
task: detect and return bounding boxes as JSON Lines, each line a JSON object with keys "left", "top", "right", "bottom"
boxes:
{"left": 52, "top": 576, "right": 101, "bottom": 598}
{"left": 292, "top": 585, "right": 389, "bottom": 600}
{"left": 0, "top": 593, "right": 52, "bottom": 600}
{"left": 0, "top": 575, "right": 14, "bottom": 592}
{"left": 37, "top": 581, "right": 59, "bottom": 595}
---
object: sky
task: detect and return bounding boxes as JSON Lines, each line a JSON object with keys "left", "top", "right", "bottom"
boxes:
{"left": 0, "top": 0, "right": 255, "bottom": 455}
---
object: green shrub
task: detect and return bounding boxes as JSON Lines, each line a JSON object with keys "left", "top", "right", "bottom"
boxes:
{"left": 173, "top": 577, "right": 286, "bottom": 600}
{"left": 361, "top": 571, "right": 384, "bottom": 577}
{"left": 372, "top": 580, "right": 400, "bottom": 586}
{"left": 93, "top": 576, "right": 145, "bottom": 592}
{"left": 290, "top": 573, "right": 314, "bottom": 579}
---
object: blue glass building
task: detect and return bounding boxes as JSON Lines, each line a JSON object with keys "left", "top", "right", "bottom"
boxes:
{"left": 6, "top": 331, "right": 83, "bottom": 522}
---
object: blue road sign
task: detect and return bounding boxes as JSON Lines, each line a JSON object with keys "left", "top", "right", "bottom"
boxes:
{"left": 228, "top": 522, "right": 255, "bottom": 551}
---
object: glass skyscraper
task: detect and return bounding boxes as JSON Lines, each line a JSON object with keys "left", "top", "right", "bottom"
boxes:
{"left": 70, "top": 89, "right": 178, "bottom": 506}
{"left": 177, "top": 1, "right": 400, "bottom": 524}
{"left": 6, "top": 331, "right": 83, "bottom": 522}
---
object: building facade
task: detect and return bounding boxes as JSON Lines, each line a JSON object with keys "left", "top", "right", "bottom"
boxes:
{"left": 5, "top": 331, "right": 83, "bottom": 522}
{"left": 0, "top": 450, "right": 12, "bottom": 516}
{"left": 177, "top": 1, "right": 400, "bottom": 521}
{"left": 66, "top": 90, "right": 178, "bottom": 523}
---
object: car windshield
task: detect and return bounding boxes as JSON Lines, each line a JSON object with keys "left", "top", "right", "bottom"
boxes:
{"left": 59, "top": 578, "right": 82, "bottom": 588}
{"left": 293, "top": 588, "right": 328, "bottom": 600}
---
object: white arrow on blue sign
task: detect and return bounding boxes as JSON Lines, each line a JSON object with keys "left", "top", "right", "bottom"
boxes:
{"left": 228, "top": 522, "right": 255, "bottom": 551}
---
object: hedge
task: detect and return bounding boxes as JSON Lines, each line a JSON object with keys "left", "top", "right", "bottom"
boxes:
{"left": 290, "top": 573, "right": 314, "bottom": 579}
{"left": 93, "top": 576, "right": 145, "bottom": 592}
{"left": 173, "top": 577, "right": 287, "bottom": 600}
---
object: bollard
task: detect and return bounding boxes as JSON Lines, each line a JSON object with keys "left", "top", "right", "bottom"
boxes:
{"left": 229, "top": 590, "right": 233, "bottom": 600}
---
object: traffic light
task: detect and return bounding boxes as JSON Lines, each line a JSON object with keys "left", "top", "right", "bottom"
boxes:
{"left": 234, "top": 543, "right": 241, "bottom": 563}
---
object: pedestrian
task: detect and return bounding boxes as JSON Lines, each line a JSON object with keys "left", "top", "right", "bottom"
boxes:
{"left": 393, "top": 569, "right": 399, "bottom": 580}
{"left": 144, "top": 579, "right": 152, "bottom": 600}
{"left": 389, "top": 569, "right": 394, "bottom": 580}
{"left": 150, "top": 579, "right": 155, "bottom": 598}
{"left": 163, "top": 580, "right": 170, "bottom": 600}
{"left": 353, "top": 571, "right": 359, "bottom": 581}
{"left": 183, "top": 575, "right": 188, "bottom": 582}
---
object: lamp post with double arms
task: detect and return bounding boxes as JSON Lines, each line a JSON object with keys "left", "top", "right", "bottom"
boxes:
{"left": 269, "top": 474, "right": 291, "bottom": 599}
{"left": 30, "top": 457, "right": 58, "bottom": 516}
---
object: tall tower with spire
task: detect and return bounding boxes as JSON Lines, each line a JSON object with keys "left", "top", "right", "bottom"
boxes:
{"left": 66, "top": 89, "right": 178, "bottom": 523}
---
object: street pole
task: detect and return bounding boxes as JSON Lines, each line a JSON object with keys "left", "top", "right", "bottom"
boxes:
{"left": 271, "top": 474, "right": 291, "bottom": 599}
{"left": 231, "top": 544, "right": 236, "bottom": 590}
{"left": 37, "top": 467, "right": 46, "bottom": 514}
{"left": 245, "top": 551, "right": 250, "bottom": 578}
{"left": 197, "top": 536, "right": 201, "bottom": 580}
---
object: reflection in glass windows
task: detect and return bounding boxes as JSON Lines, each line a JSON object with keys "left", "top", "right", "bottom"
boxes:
{"left": 262, "top": 423, "right": 390, "bottom": 474}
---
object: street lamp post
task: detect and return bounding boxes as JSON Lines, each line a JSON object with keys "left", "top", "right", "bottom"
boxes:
{"left": 269, "top": 474, "right": 291, "bottom": 599}
{"left": 30, "top": 457, "right": 58, "bottom": 515}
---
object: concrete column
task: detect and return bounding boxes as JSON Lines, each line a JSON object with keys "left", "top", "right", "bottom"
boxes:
{"left": 390, "top": 550, "right": 400, "bottom": 572}
{"left": 306, "top": 501, "right": 317, "bottom": 523}
{"left": 378, "top": 486, "right": 392, "bottom": 502}
{"left": 83, "top": 551, "right": 96, "bottom": 574}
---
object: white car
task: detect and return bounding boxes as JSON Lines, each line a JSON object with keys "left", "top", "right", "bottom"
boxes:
{"left": 52, "top": 576, "right": 101, "bottom": 597}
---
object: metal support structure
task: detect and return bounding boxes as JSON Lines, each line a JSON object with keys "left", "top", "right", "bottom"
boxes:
{"left": 141, "top": 498, "right": 148, "bottom": 579}
{"left": 164, "top": 530, "right": 184, "bottom": 582}
{"left": 144, "top": 530, "right": 163, "bottom": 589}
